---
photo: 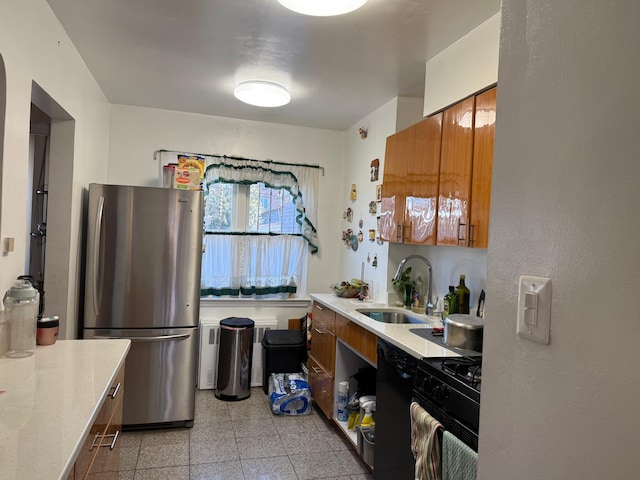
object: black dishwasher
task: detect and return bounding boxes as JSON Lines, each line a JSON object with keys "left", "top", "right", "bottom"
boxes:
{"left": 374, "top": 339, "right": 417, "bottom": 480}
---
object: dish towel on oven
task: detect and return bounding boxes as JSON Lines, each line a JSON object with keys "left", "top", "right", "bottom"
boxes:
{"left": 410, "top": 401, "right": 443, "bottom": 480}
{"left": 442, "top": 430, "right": 478, "bottom": 480}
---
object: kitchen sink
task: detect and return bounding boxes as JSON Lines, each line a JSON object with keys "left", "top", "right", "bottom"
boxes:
{"left": 356, "top": 308, "right": 429, "bottom": 324}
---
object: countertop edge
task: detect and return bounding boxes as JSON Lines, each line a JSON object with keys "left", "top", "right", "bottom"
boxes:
{"left": 309, "top": 294, "right": 460, "bottom": 359}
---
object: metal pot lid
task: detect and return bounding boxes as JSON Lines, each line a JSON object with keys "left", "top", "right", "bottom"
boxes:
{"left": 445, "top": 314, "right": 484, "bottom": 330}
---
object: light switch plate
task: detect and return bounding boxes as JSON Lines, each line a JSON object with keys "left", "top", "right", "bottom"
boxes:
{"left": 517, "top": 276, "right": 552, "bottom": 344}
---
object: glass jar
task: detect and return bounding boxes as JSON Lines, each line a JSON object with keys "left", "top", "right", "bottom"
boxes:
{"left": 3, "top": 280, "right": 39, "bottom": 357}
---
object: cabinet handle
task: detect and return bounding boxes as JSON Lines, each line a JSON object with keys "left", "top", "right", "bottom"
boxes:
{"left": 311, "top": 367, "right": 322, "bottom": 374}
{"left": 316, "top": 304, "right": 326, "bottom": 311}
{"left": 469, "top": 223, "right": 476, "bottom": 246}
{"left": 108, "top": 382, "right": 121, "bottom": 399}
{"left": 90, "top": 430, "right": 120, "bottom": 451}
{"left": 314, "top": 328, "right": 327, "bottom": 334}
{"left": 457, "top": 218, "right": 470, "bottom": 246}
{"left": 396, "top": 222, "right": 402, "bottom": 242}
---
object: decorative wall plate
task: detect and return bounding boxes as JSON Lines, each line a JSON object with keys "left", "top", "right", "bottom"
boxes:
{"left": 350, "top": 234, "right": 359, "bottom": 251}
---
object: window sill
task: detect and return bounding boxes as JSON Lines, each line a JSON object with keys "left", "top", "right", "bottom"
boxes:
{"left": 200, "top": 297, "right": 311, "bottom": 308}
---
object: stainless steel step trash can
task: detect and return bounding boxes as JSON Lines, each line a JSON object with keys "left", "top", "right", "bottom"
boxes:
{"left": 215, "top": 317, "right": 255, "bottom": 401}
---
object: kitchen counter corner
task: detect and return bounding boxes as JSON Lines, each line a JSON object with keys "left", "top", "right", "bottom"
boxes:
{"left": 0, "top": 339, "right": 130, "bottom": 480}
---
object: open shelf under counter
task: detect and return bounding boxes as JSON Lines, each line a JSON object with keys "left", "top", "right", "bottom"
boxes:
{"left": 333, "top": 338, "right": 376, "bottom": 456}
{"left": 334, "top": 418, "right": 359, "bottom": 447}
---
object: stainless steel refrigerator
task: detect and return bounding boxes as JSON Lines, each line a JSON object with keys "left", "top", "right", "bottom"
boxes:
{"left": 83, "top": 183, "right": 203, "bottom": 429}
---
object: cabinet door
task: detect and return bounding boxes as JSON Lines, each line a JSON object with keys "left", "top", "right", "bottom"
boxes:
{"left": 308, "top": 356, "right": 334, "bottom": 418}
{"left": 437, "top": 96, "right": 475, "bottom": 246}
{"left": 380, "top": 126, "right": 412, "bottom": 242}
{"left": 469, "top": 87, "right": 496, "bottom": 249}
{"left": 405, "top": 113, "right": 442, "bottom": 244}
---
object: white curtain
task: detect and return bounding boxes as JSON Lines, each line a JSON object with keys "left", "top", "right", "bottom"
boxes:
{"left": 158, "top": 150, "right": 319, "bottom": 297}
{"left": 201, "top": 234, "right": 306, "bottom": 296}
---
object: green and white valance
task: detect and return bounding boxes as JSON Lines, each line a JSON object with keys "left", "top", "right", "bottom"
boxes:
{"left": 157, "top": 150, "right": 320, "bottom": 254}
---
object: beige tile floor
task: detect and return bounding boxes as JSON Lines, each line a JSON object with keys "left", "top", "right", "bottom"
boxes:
{"left": 117, "top": 388, "right": 373, "bottom": 480}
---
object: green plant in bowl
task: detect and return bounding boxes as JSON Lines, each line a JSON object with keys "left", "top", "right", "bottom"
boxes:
{"left": 391, "top": 267, "right": 416, "bottom": 307}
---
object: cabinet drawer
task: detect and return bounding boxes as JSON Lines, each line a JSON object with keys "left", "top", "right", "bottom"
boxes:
{"left": 312, "top": 302, "right": 335, "bottom": 331}
{"left": 84, "top": 393, "right": 123, "bottom": 479}
{"left": 310, "top": 321, "right": 336, "bottom": 375}
{"left": 308, "top": 355, "right": 334, "bottom": 418}
{"left": 334, "top": 314, "right": 377, "bottom": 365}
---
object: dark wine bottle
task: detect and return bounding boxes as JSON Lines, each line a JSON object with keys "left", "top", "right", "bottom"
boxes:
{"left": 456, "top": 274, "right": 470, "bottom": 314}
{"left": 443, "top": 286, "right": 458, "bottom": 319}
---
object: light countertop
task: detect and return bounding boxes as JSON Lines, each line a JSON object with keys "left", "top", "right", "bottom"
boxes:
{"left": 0, "top": 339, "right": 130, "bottom": 480}
{"left": 310, "top": 293, "right": 461, "bottom": 359}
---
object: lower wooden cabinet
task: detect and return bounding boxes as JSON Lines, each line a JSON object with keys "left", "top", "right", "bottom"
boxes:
{"left": 70, "top": 363, "right": 125, "bottom": 480}
{"left": 308, "top": 355, "right": 334, "bottom": 418}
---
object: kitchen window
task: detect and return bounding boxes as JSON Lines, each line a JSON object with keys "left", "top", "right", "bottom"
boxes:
{"left": 201, "top": 182, "right": 306, "bottom": 298}
{"left": 157, "top": 150, "right": 320, "bottom": 299}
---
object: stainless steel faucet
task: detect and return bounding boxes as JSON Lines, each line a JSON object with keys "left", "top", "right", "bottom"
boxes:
{"left": 393, "top": 254, "right": 434, "bottom": 315}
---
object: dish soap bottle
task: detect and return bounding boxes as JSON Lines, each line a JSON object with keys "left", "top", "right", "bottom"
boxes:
{"left": 443, "top": 286, "right": 458, "bottom": 319}
{"left": 456, "top": 275, "right": 470, "bottom": 314}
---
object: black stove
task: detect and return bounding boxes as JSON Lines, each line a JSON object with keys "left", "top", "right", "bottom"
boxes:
{"left": 412, "top": 356, "right": 482, "bottom": 452}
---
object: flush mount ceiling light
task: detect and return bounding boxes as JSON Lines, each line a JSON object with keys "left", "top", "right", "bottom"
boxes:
{"left": 233, "top": 81, "right": 291, "bottom": 107}
{"left": 277, "top": 0, "right": 368, "bottom": 16}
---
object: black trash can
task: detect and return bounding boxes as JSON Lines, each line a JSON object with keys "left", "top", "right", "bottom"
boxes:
{"left": 262, "top": 329, "right": 307, "bottom": 394}
{"left": 215, "top": 317, "right": 254, "bottom": 401}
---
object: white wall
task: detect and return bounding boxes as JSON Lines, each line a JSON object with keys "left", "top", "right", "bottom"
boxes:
{"left": 108, "top": 105, "right": 345, "bottom": 324}
{"left": 388, "top": 243, "right": 487, "bottom": 312}
{"left": 0, "top": 0, "right": 110, "bottom": 338}
{"left": 424, "top": 12, "right": 500, "bottom": 116}
{"left": 479, "top": 2, "right": 640, "bottom": 478}
{"left": 339, "top": 97, "right": 423, "bottom": 303}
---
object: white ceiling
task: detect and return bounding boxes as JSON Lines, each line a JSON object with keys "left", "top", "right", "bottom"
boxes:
{"left": 46, "top": 0, "right": 500, "bottom": 131}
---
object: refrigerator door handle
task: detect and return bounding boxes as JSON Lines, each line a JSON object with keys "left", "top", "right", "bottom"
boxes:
{"left": 92, "top": 333, "right": 191, "bottom": 342}
{"left": 92, "top": 195, "right": 105, "bottom": 316}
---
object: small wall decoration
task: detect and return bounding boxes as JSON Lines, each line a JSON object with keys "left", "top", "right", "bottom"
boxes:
{"left": 372, "top": 254, "right": 378, "bottom": 267}
{"left": 359, "top": 127, "right": 368, "bottom": 139}
{"left": 342, "top": 229, "right": 353, "bottom": 245}
{"left": 376, "top": 184, "right": 382, "bottom": 202}
{"left": 370, "top": 159, "right": 379, "bottom": 182}
{"left": 345, "top": 208, "right": 353, "bottom": 222}
{"left": 368, "top": 201, "right": 377, "bottom": 214}
{"left": 350, "top": 183, "right": 357, "bottom": 201}
{"left": 368, "top": 229, "right": 375, "bottom": 241}
{"left": 357, "top": 230, "right": 364, "bottom": 242}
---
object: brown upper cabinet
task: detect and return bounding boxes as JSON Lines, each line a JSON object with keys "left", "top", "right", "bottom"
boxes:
{"left": 468, "top": 87, "right": 496, "bottom": 248}
{"left": 437, "top": 96, "right": 476, "bottom": 246}
{"left": 381, "top": 86, "right": 496, "bottom": 249}
{"left": 380, "top": 113, "right": 443, "bottom": 244}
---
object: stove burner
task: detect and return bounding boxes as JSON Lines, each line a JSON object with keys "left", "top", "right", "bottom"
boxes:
{"left": 441, "top": 357, "right": 482, "bottom": 386}
{"left": 466, "top": 367, "right": 481, "bottom": 383}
